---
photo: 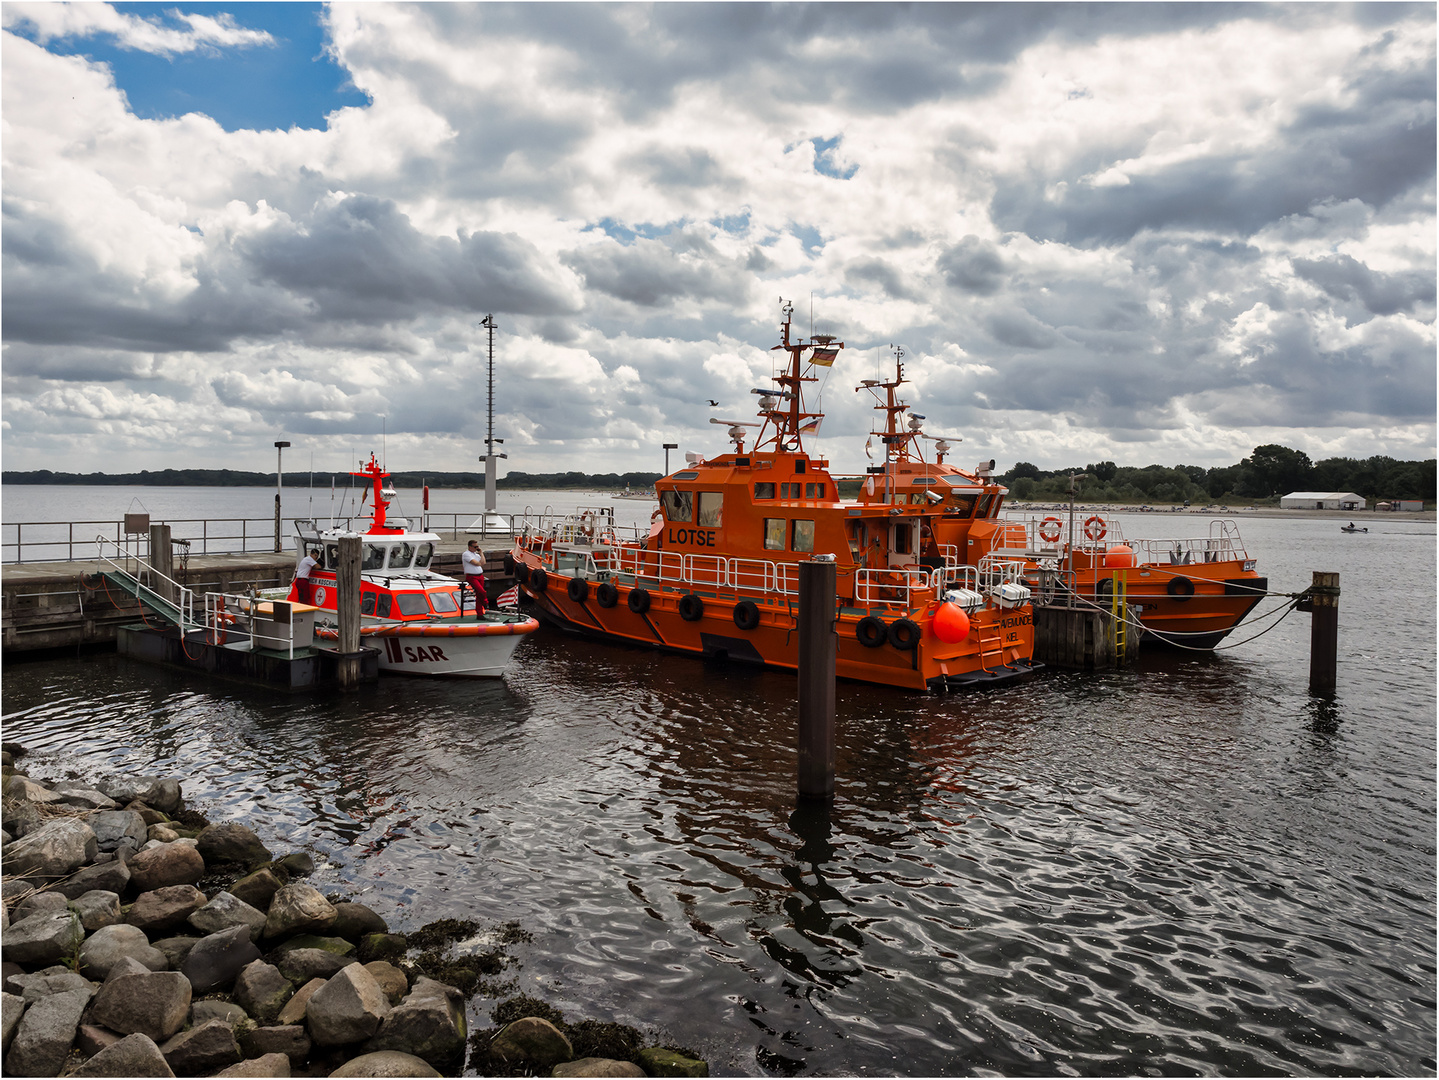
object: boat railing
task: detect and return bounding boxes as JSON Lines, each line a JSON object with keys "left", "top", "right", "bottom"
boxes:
{"left": 201, "top": 592, "right": 310, "bottom": 659}
{"left": 854, "top": 566, "right": 934, "bottom": 608}
{"left": 1128, "top": 519, "right": 1248, "bottom": 565}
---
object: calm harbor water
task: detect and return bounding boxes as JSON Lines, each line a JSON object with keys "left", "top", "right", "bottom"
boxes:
{"left": 2, "top": 502, "right": 1434, "bottom": 1076}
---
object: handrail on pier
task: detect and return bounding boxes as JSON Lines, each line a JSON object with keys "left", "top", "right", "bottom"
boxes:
{"left": 93, "top": 534, "right": 195, "bottom": 631}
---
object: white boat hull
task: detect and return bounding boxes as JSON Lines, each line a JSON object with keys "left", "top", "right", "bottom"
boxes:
{"left": 370, "top": 627, "right": 529, "bottom": 678}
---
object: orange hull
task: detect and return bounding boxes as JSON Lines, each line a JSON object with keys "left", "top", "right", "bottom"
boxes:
{"left": 513, "top": 552, "right": 1037, "bottom": 691}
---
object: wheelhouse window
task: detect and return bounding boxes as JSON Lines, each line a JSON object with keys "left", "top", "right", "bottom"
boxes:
{"left": 377, "top": 594, "right": 392, "bottom": 618}
{"left": 360, "top": 592, "right": 377, "bottom": 616}
{"left": 754, "top": 482, "right": 775, "bottom": 499}
{"left": 429, "top": 590, "right": 459, "bottom": 614}
{"left": 387, "top": 543, "right": 414, "bottom": 569}
{"left": 764, "top": 518, "right": 785, "bottom": 551}
{"left": 947, "top": 494, "right": 977, "bottom": 515}
{"left": 792, "top": 520, "right": 815, "bottom": 552}
{"left": 780, "top": 482, "right": 801, "bottom": 499}
{"left": 661, "top": 490, "right": 694, "bottom": 522}
{"left": 395, "top": 593, "right": 430, "bottom": 617}
{"left": 414, "top": 543, "right": 433, "bottom": 568}
{"left": 362, "top": 545, "right": 386, "bottom": 571}
{"left": 697, "top": 492, "right": 723, "bottom": 527}
{"left": 805, "top": 483, "right": 825, "bottom": 499}
{"left": 976, "top": 494, "right": 994, "bottom": 518}
{"left": 324, "top": 544, "right": 340, "bottom": 569}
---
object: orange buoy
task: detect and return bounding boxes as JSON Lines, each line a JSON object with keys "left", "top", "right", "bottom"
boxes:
{"left": 1104, "top": 544, "right": 1136, "bottom": 568}
{"left": 932, "top": 601, "right": 970, "bottom": 643}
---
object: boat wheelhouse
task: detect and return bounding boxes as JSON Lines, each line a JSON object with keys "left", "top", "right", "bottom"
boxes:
{"left": 510, "top": 302, "right": 1039, "bottom": 691}
{"left": 280, "top": 454, "right": 537, "bottom": 677}
{"left": 852, "top": 361, "right": 1267, "bottom": 650}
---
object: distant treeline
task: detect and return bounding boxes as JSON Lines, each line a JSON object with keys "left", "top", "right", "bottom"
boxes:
{"left": 4, "top": 446, "right": 1431, "bottom": 505}
{"left": 999, "top": 446, "right": 1435, "bottom": 505}
{"left": 1, "top": 467, "right": 663, "bottom": 491}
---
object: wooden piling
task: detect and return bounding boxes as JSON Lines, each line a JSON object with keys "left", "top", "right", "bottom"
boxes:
{"left": 1308, "top": 571, "right": 1339, "bottom": 695}
{"left": 336, "top": 534, "right": 363, "bottom": 689}
{"left": 148, "top": 524, "right": 174, "bottom": 605}
{"left": 797, "top": 559, "right": 836, "bottom": 801}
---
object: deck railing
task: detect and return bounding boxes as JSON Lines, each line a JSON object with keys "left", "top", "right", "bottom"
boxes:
{"left": 2, "top": 518, "right": 297, "bottom": 564}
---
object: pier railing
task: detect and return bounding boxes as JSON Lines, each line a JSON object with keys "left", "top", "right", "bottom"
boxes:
{"left": 4, "top": 517, "right": 294, "bottom": 564}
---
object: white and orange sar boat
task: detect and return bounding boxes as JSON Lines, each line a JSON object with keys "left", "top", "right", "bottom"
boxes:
{"left": 509, "top": 301, "right": 1040, "bottom": 691}
{"left": 852, "top": 360, "right": 1267, "bottom": 650}
{"left": 276, "top": 454, "right": 538, "bottom": 677}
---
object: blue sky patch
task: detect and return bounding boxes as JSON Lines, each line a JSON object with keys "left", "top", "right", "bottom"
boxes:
{"left": 810, "top": 136, "right": 858, "bottom": 180}
{"left": 13, "top": 3, "right": 368, "bottom": 132}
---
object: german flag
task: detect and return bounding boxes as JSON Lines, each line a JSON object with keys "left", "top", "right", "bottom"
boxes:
{"left": 809, "top": 347, "right": 838, "bottom": 367}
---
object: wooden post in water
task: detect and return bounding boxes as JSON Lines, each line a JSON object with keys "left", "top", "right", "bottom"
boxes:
{"left": 1309, "top": 570, "right": 1340, "bottom": 695}
{"left": 147, "top": 523, "right": 174, "bottom": 606}
{"left": 797, "top": 558, "right": 836, "bottom": 801}
{"left": 336, "top": 535, "right": 362, "bottom": 689}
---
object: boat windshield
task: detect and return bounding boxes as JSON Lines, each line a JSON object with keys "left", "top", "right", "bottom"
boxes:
{"left": 661, "top": 490, "right": 694, "bottom": 522}
{"left": 429, "top": 590, "right": 459, "bottom": 614}
{"left": 415, "top": 543, "right": 433, "bottom": 567}
{"left": 362, "top": 545, "right": 386, "bottom": 571}
{"left": 394, "top": 593, "right": 429, "bottom": 617}
{"left": 387, "top": 543, "right": 414, "bottom": 569}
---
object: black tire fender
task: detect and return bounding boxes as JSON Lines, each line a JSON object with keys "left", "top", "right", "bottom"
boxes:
{"left": 856, "top": 615, "right": 887, "bottom": 648}
{"left": 888, "top": 617, "right": 921, "bottom": 651}
{"left": 596, "top": 582, "right": 618, "bottom": 608}
{"left": 678, "top": 593, "right": 704, "bottom": 622}
{"left": 627, "top": 587, "right": 651, "bottom": 614}
{"left": 1167, "top": 575, "right": 1195, "bottom": 601}
{"left": 515, "top": 563, "right": 531, "bottom": 586}
{"left": 529, "top": 568, "right": 548, "bottom": 593}
{"left": 567, "top": 577, "right": 589, "bottom": 603}
{"left": 733, "top": 599, "right": 760, "bottom": 630}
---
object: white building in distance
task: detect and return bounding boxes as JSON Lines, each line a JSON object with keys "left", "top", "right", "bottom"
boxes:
{"left": 1280, "top": 491, "right": 1367, "bottom": 510}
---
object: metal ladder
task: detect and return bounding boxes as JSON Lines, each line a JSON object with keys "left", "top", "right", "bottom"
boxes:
{"left": 1109, "top": 571, "right": 1127, "bottom": 662}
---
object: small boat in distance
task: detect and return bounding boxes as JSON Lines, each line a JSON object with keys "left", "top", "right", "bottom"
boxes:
{"left": 279, "top": 454, "right": 537, "bottom": 677}
{"left": 851, "top": 357, "right": 1268, "bottom": 650}
{"left": 1341, "top": 523, "right": 1368, "bottom": 533}
{"left": 509, "top": 301, "right": 1040, "bottom": 691}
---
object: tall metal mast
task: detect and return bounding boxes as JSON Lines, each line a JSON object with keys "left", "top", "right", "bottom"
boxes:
{"left": 471, "top": 314, "right": 508, "bottom": 535}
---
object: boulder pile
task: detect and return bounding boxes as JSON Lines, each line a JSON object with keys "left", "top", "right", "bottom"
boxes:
{"left": 0, "top": 748, "right": 709, "bottom": 1078}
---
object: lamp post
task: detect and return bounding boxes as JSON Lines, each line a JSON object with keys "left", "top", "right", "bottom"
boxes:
{"left": 663, "top": 443, "right": 678, "bottom": 477}
{"left": 274, "top": 440, "right": 291, "bottom": 553}
{"left": 1067, "top": 471, "right": 1090, "bottom": 560}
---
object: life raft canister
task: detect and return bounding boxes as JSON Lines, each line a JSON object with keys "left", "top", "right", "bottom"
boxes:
{"left": 1038, "top": 517, "right": 1063, "bottom": 544}
{"left": 1084, "top": 516, "right": 1107, "bottom": 542}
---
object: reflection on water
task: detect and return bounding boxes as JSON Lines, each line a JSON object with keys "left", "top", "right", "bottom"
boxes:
{"left": 3, "top": 516, "right": 1434, "bottom": 1076}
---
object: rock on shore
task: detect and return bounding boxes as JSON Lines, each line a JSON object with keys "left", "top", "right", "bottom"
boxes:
{"left": 1, "top": 760, "right": 710, "bottom": 1078}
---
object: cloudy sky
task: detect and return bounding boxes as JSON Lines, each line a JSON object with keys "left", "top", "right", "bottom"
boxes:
{"left": 2, "top": 2, "right": 1434, "bottom": 479}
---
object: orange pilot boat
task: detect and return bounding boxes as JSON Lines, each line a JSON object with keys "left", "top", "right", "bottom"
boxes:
{"left": 852, "top": 359, "right": 1268, "bottom": 650}
{"left": 509, "top": 301, "right": 1041, "bottom": 691}
{"left": 275, "top": 453, "right": 538, "bottom": 678}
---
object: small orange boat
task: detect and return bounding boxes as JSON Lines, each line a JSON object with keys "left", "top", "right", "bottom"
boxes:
{"left": 277, "top": 454, "right": 538, "bottom": 677}
{"left": 510, "top": 302, "right": 1040, "bottom": 690}
{"left": 852, "top": 358, "right": 1267, "bottom": 650}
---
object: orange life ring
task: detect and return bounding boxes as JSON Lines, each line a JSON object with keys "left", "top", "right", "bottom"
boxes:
{"left": 1038, "top": 517, "right": 1062, "bottom": 544}
{"left": 1083, "top": 516, "right": 1107, "bottom": 542}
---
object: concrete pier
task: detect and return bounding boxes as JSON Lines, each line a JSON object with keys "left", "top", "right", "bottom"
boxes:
{"left": 2, "top": 540, "right": 515, "bottom": 656}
